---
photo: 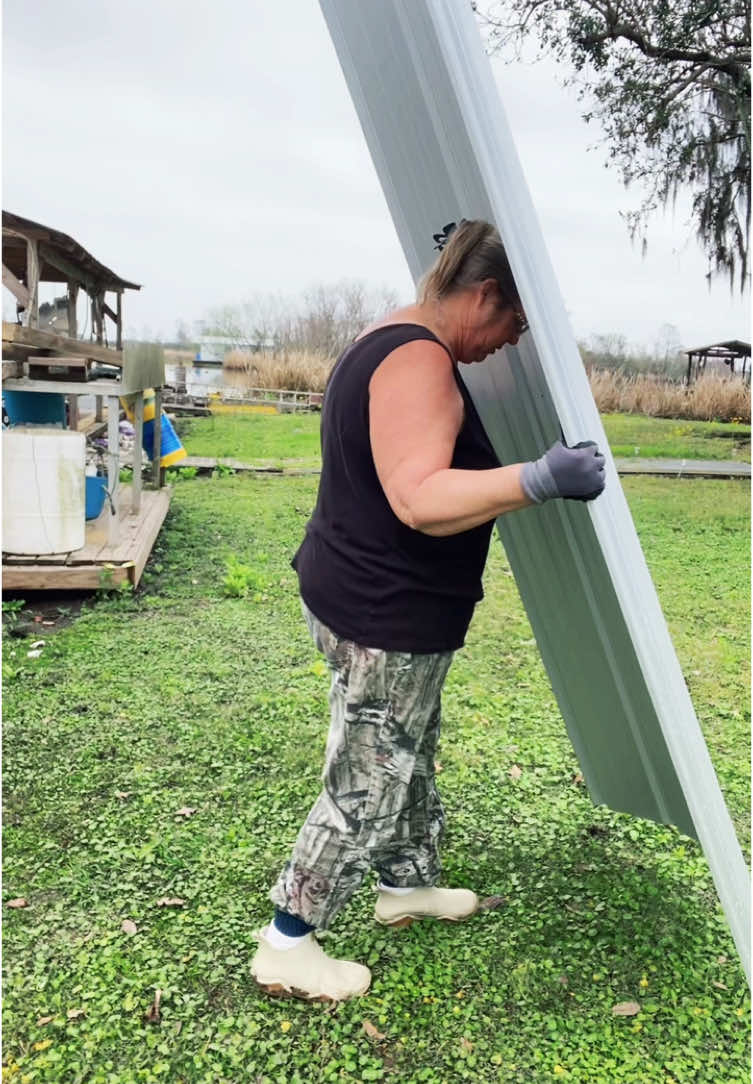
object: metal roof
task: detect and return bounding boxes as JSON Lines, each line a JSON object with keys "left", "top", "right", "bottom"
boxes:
{"left": 320, "top": 0, "right": 750, "bottom": 982}
{"left": 684, "top": 340, "right": 751, "bottom": 356}
{"left": 2, "top": 210, "right": 140, "bottom": 291}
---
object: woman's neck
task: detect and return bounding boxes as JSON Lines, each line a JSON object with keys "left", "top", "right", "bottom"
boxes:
{"left": 360, "top": 301, "right": 459, "bottom": 360}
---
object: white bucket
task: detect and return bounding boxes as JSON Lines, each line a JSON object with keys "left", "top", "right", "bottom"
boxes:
{"left": 2, "top": 427, "right": 86, "bottom": 554}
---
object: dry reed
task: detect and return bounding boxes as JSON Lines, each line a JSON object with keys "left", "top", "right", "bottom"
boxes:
{"left": 588, "top": 369, "right": 750, "bottom": 422}
{"left": 223, "top": 349, "right": 750, "bottom": 422}
{"left": 223, "top": 349, "right": 333, "bottom": 392}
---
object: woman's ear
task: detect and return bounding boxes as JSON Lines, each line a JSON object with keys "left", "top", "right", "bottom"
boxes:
{"left": 478, "top": 278, "right": 499, "bottom": 307}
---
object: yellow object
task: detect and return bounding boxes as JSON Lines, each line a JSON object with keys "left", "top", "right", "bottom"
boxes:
{"left": 120, "top": 389, "right": 186, "bottom": 468}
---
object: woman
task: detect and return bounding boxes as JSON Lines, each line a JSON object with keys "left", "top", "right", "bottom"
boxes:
{"left": 251, "top": 219, "right": 605, "bottom": 1001}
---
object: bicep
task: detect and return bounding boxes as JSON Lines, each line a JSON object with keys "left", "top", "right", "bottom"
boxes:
{"left": 368, "top": 342, "right": 463, "bottom": 526}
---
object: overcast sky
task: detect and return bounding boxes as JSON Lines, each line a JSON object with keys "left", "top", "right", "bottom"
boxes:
{"left": 3, "top": 0, "right": 750, "bottom": 352}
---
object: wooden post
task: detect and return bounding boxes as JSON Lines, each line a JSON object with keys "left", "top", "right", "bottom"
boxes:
{"left": 107, "top": 395, "right": 120, "bottom": 546}
{"left": 67, "top": 395, "right": 80, "bottom": 432}
{"left": 26, "top": 239, "right": 39, "bottom": 328}
{"left": 685, "top": 353, "right": 693, "bottom": 386}
{"left": 152, "top": 388, "right": 163, "bottom": 489}
{"left": 2, "top": 263, "right": 30, "bottom": 309}
{"left": 132, "top": 392, "right": 143, "bottom": 515}
{"left": 67, "top": 282, "right": 78, "bottom": 339}
{"left": 96, "top": 292, "right": 105, "bottom": 345}
{"left": 116, "top": 290, "right": 123, "bottom": 351}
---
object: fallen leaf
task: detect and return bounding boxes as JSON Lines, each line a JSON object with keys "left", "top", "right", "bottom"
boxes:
{"left": 174, "top": 1021, "right": 183, "bottom": 1035}
{"left": 280, "top": 1020, "right": 292, "bottom": 1033}
{"left": 42, "top": 620, "right": 56, "bottom": 626}
{"left": 27, "top": 650, "right": 43, "bottom": 659}
{"left": 114, "top": 791, "right": 131, "bottom": 800}
{"left": 460, "top": 1037, "right": 474, "bottom": 1053}
{"left": 478, "top": 895, "right": 507, "bottom": 911}
{"left": 121, "top": 919, "right": 138, "bottom": 935}
{"left": 174, "top": 806, "right": 197, "bottom": 818}
{"left": 509, "top": 764, "right": 522, "bottom": 780}
{"left": 30, "top": 640, "right": 46, "bottom": 649}
{"left": 6, "top": 898, "right": 28, "bottom": 909}
{"left": 36, "top": 1015, "right": 55, "bottom": 1026}
{"left": 156, "top": 897, "right": 185, "bottom": 908}
{"left": 67, "top": 1008, "right": 86, "bottom": 1020}
{"left": 611, "top": 1001, "right": 641, "bottom": 1017}
{"left": 362, "top": 1019, "right": 386, "bottom": 1042}
{"left": 434, "top": 761, "right": 443, "bottom": 774}
{"left": 717, "top": 955, "right": 728, "bottom": 964}
{"left": 572, "top": 772, "right": 585, "bottom": 785}
{"left": 145, "top": 989, "right": 162, "bottom": 1023}
{"left": 712, "top": 980, "right": 728, "bottom": 990}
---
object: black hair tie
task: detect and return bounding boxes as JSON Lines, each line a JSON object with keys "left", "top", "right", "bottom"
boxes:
{"left": 433, "top": 221, "right": 458, "bottom": 251}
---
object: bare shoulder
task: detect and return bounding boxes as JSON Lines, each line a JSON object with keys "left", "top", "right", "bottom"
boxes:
{"left": 369, "top": 337, "right": 457, "bottom": 397}
{"left": 369, "top": 339, "right": 464, "bottom": 444}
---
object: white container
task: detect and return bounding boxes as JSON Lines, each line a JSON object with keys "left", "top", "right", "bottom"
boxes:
{"left": 2, "top": 427, "right": 86, "bottom": 554}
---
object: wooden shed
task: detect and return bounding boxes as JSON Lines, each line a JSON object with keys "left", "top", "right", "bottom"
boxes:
{"left": 2, "top": 210, "right": 170, "bottom": 590}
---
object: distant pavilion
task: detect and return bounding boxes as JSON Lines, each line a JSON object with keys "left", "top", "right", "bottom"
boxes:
{"left": 684, "top": 340, "right": 751, "bottom": 385}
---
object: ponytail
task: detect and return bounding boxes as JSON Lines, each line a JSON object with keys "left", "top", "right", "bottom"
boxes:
{"left": 418, "top": 219, "right": 520, "bottom": 308}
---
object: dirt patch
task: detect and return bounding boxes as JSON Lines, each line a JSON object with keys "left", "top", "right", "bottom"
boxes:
{"left": 2, "top": 590, "right": 92, "bottom": 638}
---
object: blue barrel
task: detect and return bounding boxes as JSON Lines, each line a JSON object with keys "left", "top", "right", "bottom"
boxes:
{"left": 3, "top": 391, "right": 66, "bottom": 427}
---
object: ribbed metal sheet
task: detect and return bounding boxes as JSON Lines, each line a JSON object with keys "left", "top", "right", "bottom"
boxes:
{"left": 319, "top": 0, "right": 750, "bottom": 980}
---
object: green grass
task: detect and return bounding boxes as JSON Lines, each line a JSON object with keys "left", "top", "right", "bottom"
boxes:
{"left": 600, "top": 414, "right": 751, "bottom": 461}
{"left": 176, "top": 413, "right": 322, "bottom": 469}
{"left": 3, "top": 474, "right": 749, "bottom": 1083}
{"left": 175, "top": 410, "right": 751, "bottom": 470}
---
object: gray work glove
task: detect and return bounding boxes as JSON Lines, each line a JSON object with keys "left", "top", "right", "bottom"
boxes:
{"left": 520, "top": 440, "right": 606, "bottom": 504}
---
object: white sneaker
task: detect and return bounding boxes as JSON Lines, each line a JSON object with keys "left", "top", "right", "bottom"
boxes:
{"left": 375, "top": 886, "right": 479, "bottom": 927}
{"left": 250, "top": 928, "right": 371, "bottom": 1002}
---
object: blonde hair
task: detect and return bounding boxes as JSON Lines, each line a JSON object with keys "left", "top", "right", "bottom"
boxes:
{"left": 417, "top": 219, "right": 520, "bottom": 308}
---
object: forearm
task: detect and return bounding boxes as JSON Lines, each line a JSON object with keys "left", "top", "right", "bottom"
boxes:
{"left": 403, "top": 464, "right": 533, "bottom": 537}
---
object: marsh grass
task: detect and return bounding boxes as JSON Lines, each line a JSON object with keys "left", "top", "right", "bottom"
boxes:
{"left": 223, "top": 350, "right": 332, "bottom": 393}
{"left": 588, "top": 369, "right": 750, "bottom": 422}
{"left": 220, "top": 350, "right": 750, "bottom": 422}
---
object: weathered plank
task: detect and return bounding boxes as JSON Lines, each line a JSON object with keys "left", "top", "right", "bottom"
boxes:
{"left": 132, "top": 392, "right": 144, "bottom": 515}
{"left": 131, "top": 488, "right": 171, "bottom": 585}
{"left": 1, "top": 563, "right": 131, "bottom": 590}
{"left": 2, "top": 321, "right": 123, "bottom": 366}
{"left": 614, "top": 458, "right": 750, "bottom": 479}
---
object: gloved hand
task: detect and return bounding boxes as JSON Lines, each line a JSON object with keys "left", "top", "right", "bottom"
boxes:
{"left": 520, "top": 440, "right": 606, "bottom": 504}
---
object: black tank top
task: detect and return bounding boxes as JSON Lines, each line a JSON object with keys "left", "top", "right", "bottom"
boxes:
{"left": 292, "top": 324, "right": 501, "bottom": 652}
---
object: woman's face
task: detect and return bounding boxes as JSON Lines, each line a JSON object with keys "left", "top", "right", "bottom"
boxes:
{"left": 456, "top": 280, "right": 526, "bottom": 364}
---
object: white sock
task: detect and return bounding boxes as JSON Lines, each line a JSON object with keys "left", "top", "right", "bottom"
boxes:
{"left": 378, "top": 881, "right": 415, "bottom": 896}
{"left": 265, "top": 922, "right": 309, "bottom": 950}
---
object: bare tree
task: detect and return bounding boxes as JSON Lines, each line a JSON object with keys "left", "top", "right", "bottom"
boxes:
{"left": 205, "top": 281, "right": 399, "bottom": 358}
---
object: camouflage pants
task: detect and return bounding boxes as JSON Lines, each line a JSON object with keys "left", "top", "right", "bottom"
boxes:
{"left": 270, "top": 601, "right": 454, "bottom": 929}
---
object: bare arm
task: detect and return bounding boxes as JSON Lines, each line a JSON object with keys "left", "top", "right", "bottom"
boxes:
{"left": 369, "top": 341, "right": 533, "bottom": 537}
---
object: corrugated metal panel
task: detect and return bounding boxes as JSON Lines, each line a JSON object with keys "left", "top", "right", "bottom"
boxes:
{"left": 319, "top": 0, "right": 750, "bottom": 980}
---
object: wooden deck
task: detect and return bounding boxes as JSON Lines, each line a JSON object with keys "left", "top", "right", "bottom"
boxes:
{"left": 2, "top": 486, "right": 171, "bottom": 591}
